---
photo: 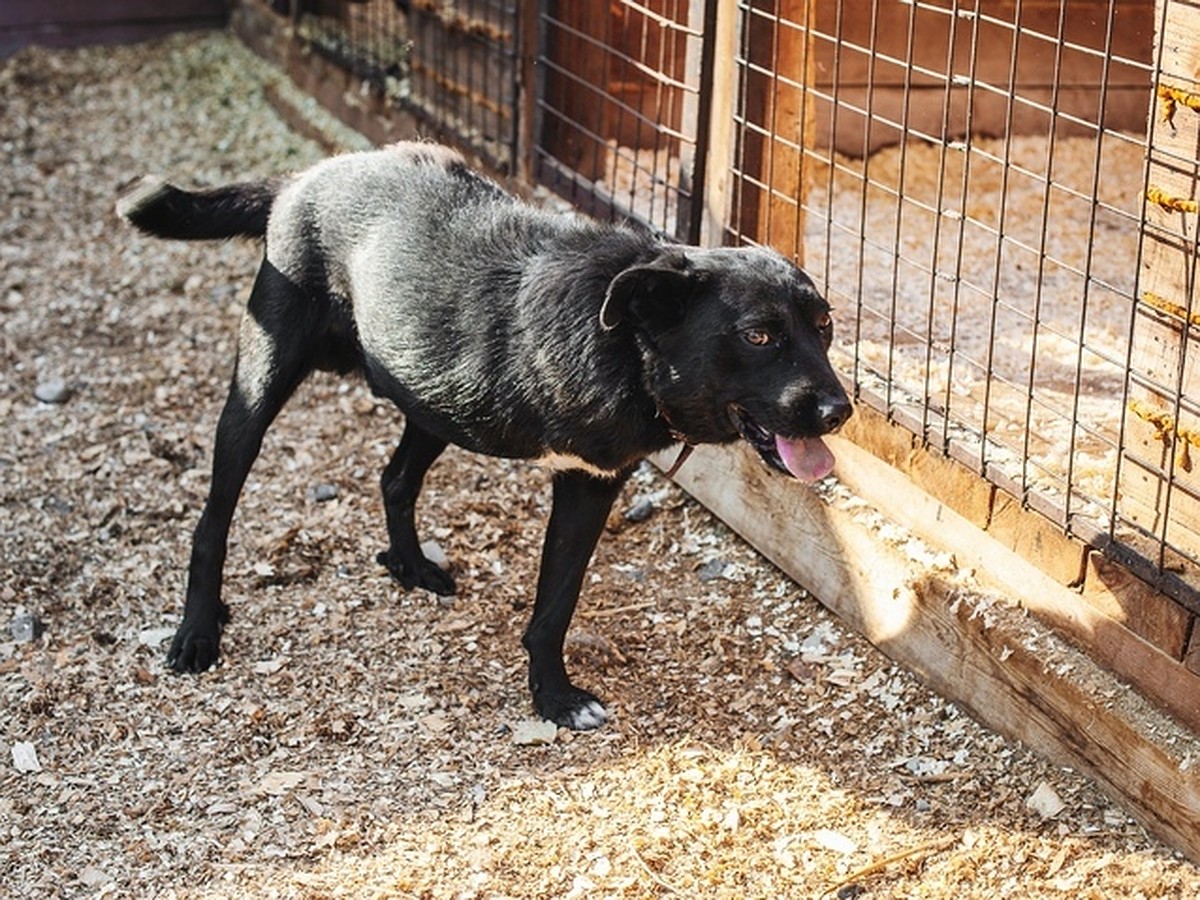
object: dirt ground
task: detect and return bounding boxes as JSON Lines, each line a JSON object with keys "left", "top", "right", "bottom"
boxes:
{"left": 2, "top": 32, "right": 1199, "bottom": 899}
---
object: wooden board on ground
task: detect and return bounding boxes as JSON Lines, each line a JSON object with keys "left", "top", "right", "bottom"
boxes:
{"left": 0, "top": 0, "right": 226, "bottom": 54}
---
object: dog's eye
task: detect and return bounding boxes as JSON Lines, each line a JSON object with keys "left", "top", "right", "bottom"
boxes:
{"left": 743, "top": 329, "right": 774, "bottom": 347}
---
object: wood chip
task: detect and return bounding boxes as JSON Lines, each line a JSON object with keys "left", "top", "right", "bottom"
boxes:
{"left": 12, "top": 741, "right": 40, "bottom": 774}
{"left": 512, "top": 719, "right": 559, "bottom": 746}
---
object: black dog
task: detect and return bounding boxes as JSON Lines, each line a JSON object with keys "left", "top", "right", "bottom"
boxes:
{"left": 117, "top": 142, "right": 851, "bottom": 729}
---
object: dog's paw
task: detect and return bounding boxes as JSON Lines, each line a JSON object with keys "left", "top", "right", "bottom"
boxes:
{"left": 166, "top": 621, "right": 222, "bottom": 673}
{"left": 376, "top": 549, "right": 456, "bottom": 596}
{"left": 535, "top": 685, "right": 609, "bottom": 731}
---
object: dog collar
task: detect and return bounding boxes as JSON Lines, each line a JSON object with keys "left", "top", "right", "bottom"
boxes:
{"left": 663, "top": 442, "right": 694, "bottom": 478}
{"left": 656, "top": 403, "right": 694, "bottom": 478}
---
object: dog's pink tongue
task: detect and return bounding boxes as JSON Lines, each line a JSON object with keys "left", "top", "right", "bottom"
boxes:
{"left": 775, "top": 435, "right": 835, "bottom": 482}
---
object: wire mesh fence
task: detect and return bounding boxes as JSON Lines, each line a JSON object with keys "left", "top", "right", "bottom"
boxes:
{"left": 1120, "top": 0, "right": 1200, "bottom": 607}
{"left": 717, "top": 1, "right": 1194, "bottom": 606}
{"left": 243, "top": 0, "right": 1199, "bottom": 612}
{"left": 404, "top": 0, "right": 518, "bottom": 172}
{"left": 266, "top": 0, "right": 518, "bottom": 172}
{"left": 533, "top": 1, "right": 712, "bottom": 241}
{"left": 287, "top": 0, "right": 408, "bottom": 88}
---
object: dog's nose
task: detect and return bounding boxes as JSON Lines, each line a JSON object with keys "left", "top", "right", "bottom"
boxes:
{"left": 819, "top": 397, "right": 852, "bottom": 433}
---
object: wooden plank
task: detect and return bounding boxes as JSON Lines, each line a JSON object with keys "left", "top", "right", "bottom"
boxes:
{"left": 732, "top": 0, "right": 813, "bottom": 258}
{"left": 840, "top": 403, "right": 994, "bottom": 528}
{"left": 986, "top": 492, "right": 1086, "bottom": 587}
{"left": 0, "top": 0, "right": 226, "bottom": 54}
{"left": 674, "top": 0, "right": 706, "bottom": 243}
{"left": 1083, "top": 551, "right": 1193, "bottom": 658}
{"left": 760, "top": 0, "right": 811, "bottom": 258}
{"left": 656, "top": 440, "right": 1200, "bottom": 863}
{"left": 1186, "top": 621, "right": 1200, "bottom": 675}
{"left": 263, "top": 83, "right": 350, "bottom": 155}
{"left": 1, "top": 22, "right": 217, "bottom": 55}
{"left": 696, "top": 0, "right": 737, "bottom": 246}
{"left": 0, "top": 0, "right": 225, "bottom": 27}
{"left": 825, "top": 434, "right": 1200, "bottom": 729}
{"left": 809, "top": 0, "right": 1153, "bottom": 155}
{"left": 516, "top": 0, "right": 542, "bottom": 187}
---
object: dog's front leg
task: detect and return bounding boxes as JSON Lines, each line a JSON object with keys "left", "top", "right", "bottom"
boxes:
{"left": 523, "top": 468, "right": 628, "bottom": 730}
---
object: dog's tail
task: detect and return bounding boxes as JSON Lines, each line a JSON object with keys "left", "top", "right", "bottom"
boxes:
{"left": 116, "top": 176, "right": 285, "bottom": 240}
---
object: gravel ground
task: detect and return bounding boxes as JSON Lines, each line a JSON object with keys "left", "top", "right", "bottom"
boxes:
{"left": 3, "top": 31, "right": 1200, "bottom": 899}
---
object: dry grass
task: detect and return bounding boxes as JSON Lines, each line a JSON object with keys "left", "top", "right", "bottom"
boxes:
{"left": 2, "top": 31, "right": 1198, "bottom": 898}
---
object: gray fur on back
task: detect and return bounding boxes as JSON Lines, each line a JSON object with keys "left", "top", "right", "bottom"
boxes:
{"left": 267, "top": 143, "right": 663, "bottom": 463}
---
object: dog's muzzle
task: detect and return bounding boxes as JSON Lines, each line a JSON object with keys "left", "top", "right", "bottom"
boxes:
{"left": 730, "top": 404, "right": 841, "bottom": 482}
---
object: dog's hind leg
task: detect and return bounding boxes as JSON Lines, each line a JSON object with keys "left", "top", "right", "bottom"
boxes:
{"left": 523, "top": 469, "right": 629, "bottom": 729}
{"left": 168, "top": 263, "right": 320, "bottom": 673}
{"left": 375, "top": 422, "right": 455, "bottom": 595}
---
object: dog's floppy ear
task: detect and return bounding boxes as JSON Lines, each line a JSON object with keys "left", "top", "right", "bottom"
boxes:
{"left": 600, "top": 251, "right": 695, "bottom": 332}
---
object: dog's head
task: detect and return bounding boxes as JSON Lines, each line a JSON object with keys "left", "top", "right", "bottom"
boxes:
{"left": 601, "top": 246, "right": 852, "bottom": 481}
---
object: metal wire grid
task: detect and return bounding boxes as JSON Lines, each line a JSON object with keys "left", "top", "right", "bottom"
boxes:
{"left": 1115, "top": 0, "right": 1200, "bottom": 604}
{"left": 405, "top": 0, "right": 519, "bottom": 173}
{"left": 292, "top": 0, "right": 408, "bottom": 85}
{"left": 724, "top": 1, "right": 1180, "bottom": 597}
{"left": 274, "top": 0, "right": 519, "bottom": 172}
{"left": 534, "top": 1, "right": 708, "bottom": 241}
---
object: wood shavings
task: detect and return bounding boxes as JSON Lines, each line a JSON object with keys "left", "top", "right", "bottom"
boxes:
{"left": 11, "top": 741, "right": 41, "bottom": 774}
{"left": 511, "top": 719, "right": 559, "bottom": 746}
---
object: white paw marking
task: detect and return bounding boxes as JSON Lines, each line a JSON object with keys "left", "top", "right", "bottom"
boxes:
{"left": 566, "top": 700, "right": 608, "bottom": 731}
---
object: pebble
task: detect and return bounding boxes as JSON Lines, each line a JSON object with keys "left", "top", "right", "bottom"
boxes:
{"left": 420, "top": 539, "right": 449, "bottom": 570}
{"left": 623, "top": 496, "right": 656, "bottom": 522}
{"left": 34, "top": 377, "right": 72, "bottom": 404}
{"left": 9, "top": 611, "right": 44, "bottom": 643}
{"left": 307, "top": 483, "right": 338, "bottom": 502}
{"left": 697, "top": 558, "right": 729, "bottom": 583}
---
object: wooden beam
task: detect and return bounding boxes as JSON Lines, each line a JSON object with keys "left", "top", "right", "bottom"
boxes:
{"left": 516, "top": 0, "right": 542, "bottom": 188}
{"left": 733, "top": 0, "right": 812, "bottom": 258}
{"left": 656, "top": 441, "right": 1200, "bottom": 864}
{"left": 0, "top": 0, "right": 225, "bottom": 53}
{"left": 825, "top": 434, "right": 1200, "bottom": 729}
{"left": 696, "top": 0, "right": 738, "bottom": 246}
{"left": 1, "top": 0, "right": 225, "bottom": 26}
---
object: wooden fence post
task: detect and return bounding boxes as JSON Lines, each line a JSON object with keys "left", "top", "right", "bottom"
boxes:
{"left": 733, "top": 0, "right": 814, "bottom": 261}
{"left": 1121, "top": 0, "right": 1200, "bottom": 574}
